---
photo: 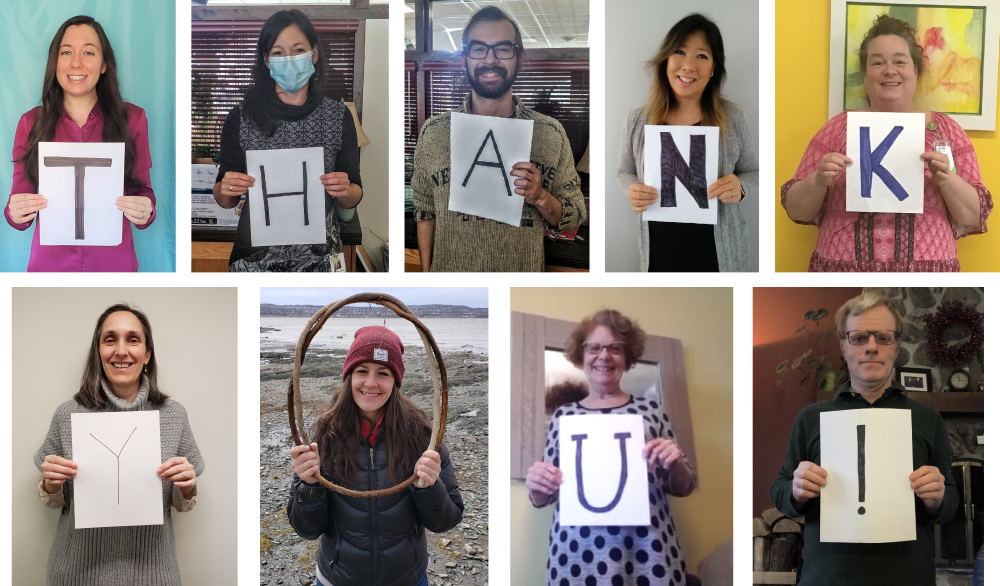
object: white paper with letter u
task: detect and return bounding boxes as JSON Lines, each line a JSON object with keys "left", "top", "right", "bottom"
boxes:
{"left": 846, "top": 112, "right": 924, "bottom": 214}
{"left": 642, "top": 125, "right": 718, "bottom": 225}
{"left": 559, "top": 414, "right": 650, "bottom": 526}
{"left": 71, "top": 411, "right": 163, "bottom": 529}
{"left": 38, "top": 141, "right": 125, "bottom": 246}
{"left": 246, "top": 147, "right": 326, "bottom": 247}
{"left": 820, "top": 409, "right": 915, "bottom": 543}
{"left": 448, "top": 112, "right": 533, "bottom": 226}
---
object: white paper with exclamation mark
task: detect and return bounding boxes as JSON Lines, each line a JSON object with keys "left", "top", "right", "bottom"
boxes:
{"left": 819, "top": 409, "right": 915, "bottom": 543}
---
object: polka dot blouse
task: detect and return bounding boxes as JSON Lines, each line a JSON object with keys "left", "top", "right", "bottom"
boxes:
{"left": 535, "top": 396, "right": 694, "bottom": 586}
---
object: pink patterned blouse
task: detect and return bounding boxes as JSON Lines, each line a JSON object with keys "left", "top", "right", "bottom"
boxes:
{"left": 781, "top": 111, "right": 992, "bottom": 271}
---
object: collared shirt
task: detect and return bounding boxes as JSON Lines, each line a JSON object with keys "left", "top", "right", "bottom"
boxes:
{"left": 5, "top": 101, "right": 156, "bottom": 272}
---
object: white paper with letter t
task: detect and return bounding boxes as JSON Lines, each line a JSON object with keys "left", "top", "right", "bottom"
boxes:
{"left": 448, "top": 112, "right": 533, "bottom": 226}
{"left": 820, "top": 409, "right": 915, "bottom": 543}
{"left": 559, "top": 414, "right": 650, "bottom": 526}
{"left": 846, "top": 112, "right": 925, "bottom": 214}
{"left": 71, "top": 411, "right": 163, "bottom": 529}
{"left": 38, "top": 141, "right": 125, "bottom": 246}
{"left": 642, "top": 125, "right": 718, "bottom": 225}
{"left": 246, "top": 147, "right": 326, "bottom": 247}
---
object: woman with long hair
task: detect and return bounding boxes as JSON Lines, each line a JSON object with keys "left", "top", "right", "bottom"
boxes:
{"left": 5, "top": 15, "right": 156, "bottom": 272}
{"left": 288, "top": 326, "right": 464, "bottom": 586}
{"left": 35, "top": 304, "right": 203, "bottom": 585}
{"left": 618, "top": 13, "right": 756, "bottom": 272}
{"left": 213, "top": 9, "right": 363, "bottom": 272}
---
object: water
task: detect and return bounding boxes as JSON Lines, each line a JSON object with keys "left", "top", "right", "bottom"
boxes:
{"left": 260, "top": 317, "right": 488, "bottom": 355}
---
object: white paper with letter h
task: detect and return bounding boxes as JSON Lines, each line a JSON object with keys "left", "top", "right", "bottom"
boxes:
{"left": 38, "top": 142, "right": 125, "bottom": 246}
{"left": 846, "top": 112, "right": 925, "bottom": 214}
{"left": 642, "top": 125, "right": 719, "bottom": 225}
{"left": 559, "top": 414, "right": 651, "bottom": 526}
{"left": 71, "top": 411, "right": 163, "bottom": 529}
{"left": 246, "top": 147, "right": 326, "bottom": 247}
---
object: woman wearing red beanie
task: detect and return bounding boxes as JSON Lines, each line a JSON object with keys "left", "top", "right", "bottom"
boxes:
{"left": 287, "top": 325, "right": 464, "bottom": 586}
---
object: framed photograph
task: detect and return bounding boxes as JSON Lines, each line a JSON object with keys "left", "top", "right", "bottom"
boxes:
{"left": 895, "top": 366, "right": 934, "bottom": 391}
{"left": 829, "top": 0, "right": 1000, "bottom": 130}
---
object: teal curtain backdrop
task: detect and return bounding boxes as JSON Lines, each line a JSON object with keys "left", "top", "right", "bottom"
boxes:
{"left": 0, "top": 0, "right": 175, "bottom": 271}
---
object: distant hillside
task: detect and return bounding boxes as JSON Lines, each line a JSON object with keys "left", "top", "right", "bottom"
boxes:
{"left": 260, "top": 303, "right": 488, "bottom": 318}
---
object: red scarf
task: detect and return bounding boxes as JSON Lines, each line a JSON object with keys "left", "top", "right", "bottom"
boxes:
{"left": 360, "top": 412, "right": 385, "bottom": 446}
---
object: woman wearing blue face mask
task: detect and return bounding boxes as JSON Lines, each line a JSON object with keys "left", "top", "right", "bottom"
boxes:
{"left": 212, "top": 9, "right": 363, "bottom": 271}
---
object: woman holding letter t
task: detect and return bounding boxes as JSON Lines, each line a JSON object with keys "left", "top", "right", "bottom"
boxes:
{"left": 618, "top": 13, "right": 756, "bottom": 272}
{"left": 213, "top": 9, "right": 362, "bottom": 272}
{"left": 35, "top": 304, "right": 203, "bottom": 586}
{"left": 5, "top": 15, "right": 156, "bottom": 272}
{"left": 782, "top": 15, "right": 992, "bottom": 272}
{"left": 526, "top": 310, "right": 695, "bottom": 586}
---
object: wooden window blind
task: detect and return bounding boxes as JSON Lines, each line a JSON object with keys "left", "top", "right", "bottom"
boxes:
{"left": 192, "top": 21, "right": 359, "bottom": 152}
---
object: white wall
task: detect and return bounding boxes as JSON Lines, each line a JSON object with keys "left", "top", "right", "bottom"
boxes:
{"left": 358, "top": 19, "right": 390, "bottom": 271}
{"left": 605, "top": 0, "right": 760, "bottom": 271}
{"left": 12, "top": 288, "right": 238, "bottom": 586}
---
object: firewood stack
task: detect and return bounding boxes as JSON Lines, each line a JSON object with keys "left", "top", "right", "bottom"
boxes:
{"left": 752, "top": 508, "right": 804, "bottom": 585}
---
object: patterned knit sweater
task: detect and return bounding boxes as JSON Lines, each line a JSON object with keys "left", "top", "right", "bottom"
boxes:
{"left": 33, "top": 378, "right": 204, "bottom": 586}
{"left": 412, "top": 94, "right": 586, "bottom": 272}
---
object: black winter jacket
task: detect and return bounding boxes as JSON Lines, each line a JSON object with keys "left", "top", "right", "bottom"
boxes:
{"left": 288, "top": 434, "right": 464, "bottom": 586}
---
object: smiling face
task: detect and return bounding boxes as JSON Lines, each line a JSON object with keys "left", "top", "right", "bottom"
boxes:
{"left": 863, "top": 34, "right": 918, "bottom": 111}
{"left": 582, "top": 325, "right": 627, "bottom": 391}
{"left": 266, "top": 24, "right": 317, "bottom": 96}
{"left": 56, "top": 24, "right": 106, "bottom": 99}
{"left": 351, "top": 362, "right": 395, "bottom": 422}
{"left": 99, "top": 311, "right": 151, "bottom": 397}
{"left": 665, "top": 32, "right": 714, "bottom": 103}
{"left": 839, "top": 306, "right": 900, "bottom": 395}
{"left": 464, "top": 18, "right": 520, "bottom": 100}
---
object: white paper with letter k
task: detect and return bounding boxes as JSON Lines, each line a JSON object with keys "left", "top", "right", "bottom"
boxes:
{"left": 846, "top": 112, "right": 924, "bottom": 214}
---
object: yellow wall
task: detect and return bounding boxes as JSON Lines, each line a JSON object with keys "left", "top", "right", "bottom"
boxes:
{"left": 776, "top": 0, "right": 1000, "bottom": 271}
{"left": 510, "top": 288, "right": 733, "bottom": 584}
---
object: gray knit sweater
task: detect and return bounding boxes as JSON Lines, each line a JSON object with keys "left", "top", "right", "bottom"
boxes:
{"left": 617, "top": 102, "right": 756, "bottom": 272}
{"left": 33, "top": 378, "right": 204, "bottom": 586}
{"left": 412, "top": 94, "right": 586, "bottom": 271}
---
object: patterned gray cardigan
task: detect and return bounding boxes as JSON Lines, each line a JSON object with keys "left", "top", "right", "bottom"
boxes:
{"left": 617, "top": 102, "right": 756, "bottom": 272}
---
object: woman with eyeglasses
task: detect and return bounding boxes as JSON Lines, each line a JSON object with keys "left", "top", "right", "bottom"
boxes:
{"left": 213, "top": 9, "right": 362, "bottom": 272}
{"left": 525, "top": 309, "right": 696, "bottom": 586}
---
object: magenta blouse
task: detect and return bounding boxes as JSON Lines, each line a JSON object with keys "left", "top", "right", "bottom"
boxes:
{"left": 5, "top": 102, "right": 156, "bottom": 272}
{"left": 781, "top": 111, "right": 993, "bottom": 272}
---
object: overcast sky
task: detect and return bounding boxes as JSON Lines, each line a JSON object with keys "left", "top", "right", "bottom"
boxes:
{"left": 260, "top": 287, "right": 488, "bottom": 308}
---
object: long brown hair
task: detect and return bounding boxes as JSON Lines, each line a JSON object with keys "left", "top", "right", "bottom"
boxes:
{"left": 644, "top": 13, "right": 729, "bottom": 135}
{"left": 312, "top": 372, "right": 432, "bottom": 486}
{"left": 75, "top": 303, "right": 169, "bottom": 410}
{"left": 16, "top": 16, "right": 139, "bottom": 188}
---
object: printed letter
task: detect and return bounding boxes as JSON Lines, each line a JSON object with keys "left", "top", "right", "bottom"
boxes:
{"left": 462, "top": 129, "right": 513, "bottom": 196}
{"left": 260, "top": 161, "right": 310, "bottom": 226}
{"left": 42, "top": 156, "right": 113, "bottom": 239}
{"left": 860, "top": 126, "right": 908, "bottom": 201}
{"left": 659, "top": 133, "right": 708, "bottom": 209}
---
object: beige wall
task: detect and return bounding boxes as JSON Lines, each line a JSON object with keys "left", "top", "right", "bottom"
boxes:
{"left": 357, "top": 19, "right": 389, "bottom": 271}
{"left": 12, "top": 288, "right": 238, "bottom": 586}
{"left": 510, "top": 287, "right": 734, "bottom": 583}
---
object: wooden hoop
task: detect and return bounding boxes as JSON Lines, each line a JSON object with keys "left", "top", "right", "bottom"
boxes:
{"left": 287, "top": 292, "right": 449, "bottom": 497}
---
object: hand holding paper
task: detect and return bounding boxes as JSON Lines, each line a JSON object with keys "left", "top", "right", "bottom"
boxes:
{"left": 642, "top": 437, "right": 683, "bottom": 472}
{"left": 791, "top": 461, "right": 828, "bottom": 505}
{"left": 116, "top": 195, "right": 152, "bottom": 225}
{"left": 707, "top": 174, "right": 743, "bottom": 204}
{"left": 627, "top": 183, "right": 659, "bottom": 212}
{"left": 40, "top": 454, "right": 78, "bottom": 493}
{"left": 320, "top": 172, "right": 352, "bottom": 199}
{"left": 526, "top": 460, "right": 563, "bottom": 499}
{"left": 920, "top": 152, "right": 953, "bottom": 186}
{"left": 158, "top": 456, "right": 197, "bottom": 498}
{"left": 909, "top": 465, "right": 945, "bottom": 512}
{"left": 816, "top": 153, "right": 854, "bottom": 187}
{"left": 6, "top": 193, "right": 48, "bottom": 224}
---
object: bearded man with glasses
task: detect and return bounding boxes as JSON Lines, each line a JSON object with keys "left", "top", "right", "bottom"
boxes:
{"left": 770, "top": 292, "right": 958, "bottom": 585}
{"left": 411, "top": 6, "right": 586, "bottom": 272}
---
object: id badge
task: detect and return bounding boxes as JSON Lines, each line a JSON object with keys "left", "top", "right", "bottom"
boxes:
{"left": 934, "top": 140, "right": 957, "bottom": 174}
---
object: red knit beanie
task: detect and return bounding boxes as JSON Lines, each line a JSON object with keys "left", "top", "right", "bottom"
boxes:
{"left": 342, "top": 326, "right": 405, "bottom": 385}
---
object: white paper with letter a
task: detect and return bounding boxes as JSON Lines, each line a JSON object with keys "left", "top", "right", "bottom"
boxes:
{"left": 448, "top": 112, "right": 534, "bottom": 226}
{"left": 846, "top": 112, "right": 925, "bottom": 214}
{"left": 71, "top": 411, "right": 163, "bottom": 529}
{"left": 820, "top": 409, "right": 915, "bottom": 543}
{"left": 38, "top": 142, "right": 125, "bottom": 246}
{"left": 559, "top": 414, "right": 650, "bottom": 526}
{"left": 246, "top": 147, "right": 326, "bottom": 247}
{"left": 642, "top": 125, "right": 718, "bottom": 225}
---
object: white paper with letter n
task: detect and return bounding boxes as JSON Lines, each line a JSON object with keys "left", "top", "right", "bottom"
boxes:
{"left": 559, "top": 414, "right": 650, "bottom": 526}
{"left": 820, "top": 409, "right": 915, "bottom": 543}
{"left": 642, "top": 125, "right": 718, "bottom": 225}
{"left": 71, "top": 411, "right": 163, "bottom": 529}
{"left": 448, "top": 112, "right": 533, "bottom": 226}
{"left": 38, "top": 141, "right": 125, "bottom": 246}
{"left": 246, "top": 147, "right": 326, "bottom": 247}
{"left": 846, "top": 112, "right": 924, "bottom": 214}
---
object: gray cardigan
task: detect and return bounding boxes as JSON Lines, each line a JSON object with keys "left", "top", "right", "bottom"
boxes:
{"left": 617, "top": 102, "right": 756, "bottom": 272}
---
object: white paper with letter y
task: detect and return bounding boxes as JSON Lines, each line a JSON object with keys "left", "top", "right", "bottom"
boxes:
{"left": 846, "top": 112, "right": 924, "bottom": 214}
{"left": 559, "top": 414, "right": 650, "bottom": 526}
{"left": 38, "top": 142, "right": 125, "bottom": 246}
{"left": 71, "top": 411, "right": 163, "bottom": 529}
{"left": 246, "top": 147, "right": 326, "bottom": 247}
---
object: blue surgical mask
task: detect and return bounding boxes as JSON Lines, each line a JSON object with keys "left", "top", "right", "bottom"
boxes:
{"left": 268, "top": 51, "right": 315, "bottom": 93}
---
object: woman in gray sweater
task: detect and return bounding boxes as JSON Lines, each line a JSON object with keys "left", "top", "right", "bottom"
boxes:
{"left": 618, "top": 13, "right": 756, "bottom": 272}
{"left": 35, "top": 304, "right": 204, "bottom": 586}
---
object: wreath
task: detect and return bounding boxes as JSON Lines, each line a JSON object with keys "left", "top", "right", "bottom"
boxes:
{"left": 923, "top": 300, "right": 984, "bottom": 367}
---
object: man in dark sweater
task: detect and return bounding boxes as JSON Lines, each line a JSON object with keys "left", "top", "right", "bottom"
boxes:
{"left": 771, "top": 292, "right": 957, "bottom": 586}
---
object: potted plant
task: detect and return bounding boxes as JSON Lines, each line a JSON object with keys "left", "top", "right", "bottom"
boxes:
{"left": 776, "top": 309, "right": 842, "bottom": 392}
{"left": 192, "top": 145, "right": 218, "bottom": 165}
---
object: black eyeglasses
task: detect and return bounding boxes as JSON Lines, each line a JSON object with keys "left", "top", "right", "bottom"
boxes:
{"left": 842, "top": 330, "right": 900, "bottom": 346}
{"left": 464, "top": 42, "right": 518, "bottom": 60}
{"left": 582, "top": 342, "right": 627, "bottom": 356}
